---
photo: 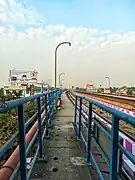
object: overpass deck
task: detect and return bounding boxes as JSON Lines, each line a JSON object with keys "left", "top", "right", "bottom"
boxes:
{"left": 30, "top": 93, "right": 92, "bottom": 180}
{"left": 0, "top": 90, "right": 135, "bottom": 180}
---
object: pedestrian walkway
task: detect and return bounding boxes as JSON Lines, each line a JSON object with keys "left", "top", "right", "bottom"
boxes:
{"left": 30, "top": 93, "right": 92, "bottom": 180}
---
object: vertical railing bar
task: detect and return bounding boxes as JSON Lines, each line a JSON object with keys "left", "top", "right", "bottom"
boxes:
{"left": 51, "top": 92, "right": 53, "bottom": 118}
{"left": 117, "top": 138, "right": 123, "bottom": 178}
{"left": 53, "top": 92, "right": 55, "bottom": 114}
{"left": 74, "top": 96, "right": 77, "bottom": 128}
{"left": 109, "top": 115, "right": 119, "bottom": 180}
{"left": 37, "top": 97, "right": 43, "bottom": 158}
{"left": 48, "top": 93, "right": 50, "bottom": 123}
{"left": 96, "top": 126, "right": 99, "bottom": 143}
{"left": 18, "top": 104, "right": 27, "bottom": 180}
{"left": 52, "top": 92, "right": 54, "bottom": 114}
{"left": 93, "top": 123, "right": 96, "bottom": 139}
{"left": 53, "top": 90, "right": 56, "bottom": 111}
{"left": 42, "top": 94, "right": 45, "bottom": 126}
{"left": 49, "top": 92, "right": 51, "bottom": 119}
{"left": 45, "top": 94, "right": 49, "bottom": 136}
{"left": 78, "top": 97, "right": 82, "bottom": 139}
{"left": 86, "top": 101, "right": 92, "bottom": 164}
{"left": 50, "top": 92, "right": 53, "bottom": 119}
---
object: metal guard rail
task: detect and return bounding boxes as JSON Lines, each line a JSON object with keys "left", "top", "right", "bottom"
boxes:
{"left": 0, "top": 89, "right": 63, "bottom": 180}
{"left": 73, "top": 93, "right": 135, "bottom": 180}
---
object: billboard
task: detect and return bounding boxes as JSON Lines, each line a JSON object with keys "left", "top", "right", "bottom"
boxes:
{"left": 4, "top": 86, "right": 26, "bottom": 90}
{"left": 9, "top": 69, "right": 39, "bottom": 86}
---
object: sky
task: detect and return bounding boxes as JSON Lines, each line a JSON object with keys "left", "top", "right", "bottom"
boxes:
{"left": 0, "top": 0, "right": 135, "bottom": 88}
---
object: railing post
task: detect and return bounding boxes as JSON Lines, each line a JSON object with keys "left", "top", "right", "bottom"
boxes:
{"left": 117, "top": 138, "right": 123, "bottom": 178}
{"left": 37, "top": 97, "right": 43, "bottom": 158}
{"left": 86, "top": 102, "right": 92, "bottom": 164}
{"left": 45, "top": 94, "right": 49, "bottom": 136}
{"left": 18, "top": 104, "right": 27, "bottom": 180}
{"left": 74, "top": 96, "right": 77, "bottom": 128}
{"left": 56, "top": 90, "right": 58, "bottom": 102}
{"left": 109, "top": 115, "right": 119, "bottom": 180}
{"left": 49, "top": 92, "right": 51, "bottom": 117}
{"left": 50, "top": 92, "right": 53, "bottom": 118}
{"left": 78, "top": 97, "right": 82, "bottom": 139}
{"left": 96, "top": 126, "right": 99, "bottom": 143}
{"left": 93, "top": 123, "right": 96, "bottom": 139}
{"left": 48, "top": 93, "right": 51, "bottom": 124}
{"left": 53, "top": 90, "right": 57, "bottom": 112}
{"left": 52, "top": 91, "right": 55, "bottom": 113}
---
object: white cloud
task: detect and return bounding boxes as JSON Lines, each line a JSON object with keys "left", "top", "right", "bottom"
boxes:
{"left": 0, "top": 0, "right": 135, "bottom": 87}
{"left": 0, "top": 0, "right": 45, "bottom": 26}
{"left": 0, "top": 24, "right": 135, "bottom": 88}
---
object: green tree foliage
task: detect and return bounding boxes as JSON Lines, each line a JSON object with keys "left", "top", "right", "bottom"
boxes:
{"left": 0, "top": 88, "right": 39, "bottom": 167}
{"left": 0, "top": 88, "right": 4, "bottom": 96}
{"left": 13, "top": 90, "right": 23, "bottom": 98}
{"left": 127, "top": 87, "right": 135, "bottom": 95}
{"left": 26, "top": 85, "right": 30, "bottom": 94}
{"left": 0, "top": 109, "right": 18, "bottom": 148}
{"left": 110, "top": 87, "right": 118, "bottom": 94}
{"left": 0, "top": 100, "right": 37, "bottom": 148}
{"left": 0, "top": 87, "right": 38, "bottom": 147}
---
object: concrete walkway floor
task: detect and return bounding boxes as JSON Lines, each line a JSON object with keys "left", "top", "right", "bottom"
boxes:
{"left": 30, "top": 92, "right": 92, "bottom": 180}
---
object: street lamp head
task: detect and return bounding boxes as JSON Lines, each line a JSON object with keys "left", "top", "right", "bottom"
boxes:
{"left": 60, "top": 72, "right": 65, "bottom": 76}
{"left": 68, "top": 42, "right": 71, "bottom": 46}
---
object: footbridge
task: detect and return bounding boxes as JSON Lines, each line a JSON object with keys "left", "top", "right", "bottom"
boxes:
{"left": 0, "top": 90, "right": 135, "bottom": 180}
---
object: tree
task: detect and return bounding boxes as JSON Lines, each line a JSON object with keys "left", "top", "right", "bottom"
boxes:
{"left": 110, "top": 87, "right": 118, "bottom": 94}
{"left": 0, "top": 88, "right": 4, "bottom": 97}
{"left": 26, "top": 86, "right": 30, "bottom": 94}
{"left": 127, "top": 87, "right": 135, "bottom": 95}
{"left": 13, "top": 90, "right": 23, "bottom": 98}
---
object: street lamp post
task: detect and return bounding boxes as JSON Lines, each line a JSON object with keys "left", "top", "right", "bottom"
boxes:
{"left": 105, "top": 77, "right": 111, "bottom": 94}
{"left": 60, "top": 79, "right": 64, "bottom": 88}
{"left": 54, "top": 41, "right": 71, "bottom": 110}
{"left": 54, "top": 41, "right": 71, "bottom": 89}
{"left": 41, "top": 80, "right": 44, "bottom": 93}
{"left": 59, "top": 73, "right": 65, "bottom": 88}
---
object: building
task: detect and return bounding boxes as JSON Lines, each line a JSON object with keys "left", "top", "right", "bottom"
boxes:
{"left": 86, "top": 83, "right": 98, "bottom": 93}
{"left": 4, "top": 69, "right": 43, "bottom": 97}
{"left": 116, "top": 86, "right": 128, "bottom": 95}
{"left": 104, "top": 88, "right": 110, "bottom": 94}
{"left": 9, "top": 69, "right": 40, "bottom": 87}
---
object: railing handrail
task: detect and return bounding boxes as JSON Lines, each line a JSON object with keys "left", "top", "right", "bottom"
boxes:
{"left": 70, "top": 92, "right": 135, "bottom": 180}
{"left": 0, "top": 91, "right": 57, "bottom": 113}
{"left": 0, "top": 89, "right": 63, "bottom": 180}
{"left": 76, "top": 94, "right": 135, "bottom": 126}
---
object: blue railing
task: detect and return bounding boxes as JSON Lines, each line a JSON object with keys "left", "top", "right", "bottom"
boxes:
{"left": 72, "top": 93, "right": 135, "bottom": 180}
{"left": 0, "top": 89, "right": 63, "bottom": 180}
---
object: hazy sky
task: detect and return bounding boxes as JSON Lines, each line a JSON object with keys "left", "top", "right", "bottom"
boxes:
{"left": 0, "top": 0, "right": 135, "bottom": 88}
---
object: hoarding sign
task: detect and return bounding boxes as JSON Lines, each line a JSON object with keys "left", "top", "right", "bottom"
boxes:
{"left": 4, "top": 86, "right": 26, "bottom": 90}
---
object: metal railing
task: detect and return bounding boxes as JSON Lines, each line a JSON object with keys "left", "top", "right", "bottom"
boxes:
{"left": 72, "top": 93, "right": 135, "bottom": 180}
{"left": 0, "top": 89, "right": 63, "bottom": 180}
